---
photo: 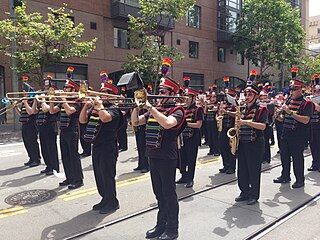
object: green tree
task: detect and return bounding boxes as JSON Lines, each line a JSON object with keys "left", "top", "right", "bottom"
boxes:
{"left": 233, "top": 0, "right": 305, "bottom": 80}
{"left": 0, "top": 3, "right": 97, "bottom": 84}
{"left": 122, "top": 0, "right": 195, "bottom": 91}
{"left": 293, "top": 54, "right": 320, "bottom": 83}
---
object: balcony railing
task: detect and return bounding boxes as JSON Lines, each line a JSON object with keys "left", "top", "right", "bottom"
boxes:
{"left": 111, "top": 0, "right": 175, "bottom": 30}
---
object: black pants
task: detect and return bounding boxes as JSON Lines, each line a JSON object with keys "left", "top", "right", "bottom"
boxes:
{"left": 79, "top": 123, "right": 91, "bottom": 155}
{"left": 22, "top": 121, "right": 41, "bottom": 163}
{"left": 180, "top": 134, "right": 200, "bottom": 181}
{"left": 201, "top": 118, "right": 208, "bottom": 143}
{"left": 275, "top": 121, "right": 283, "bottom": 151}
{"left": 149, "top": 157, "right": 179, "bottom": 233}
{"left": 237, "top": 138, "right": 264, "bottom": 200}
{"left": 310, "top": 128, "right": 320, "bottom": 169}
{"left": 92, "top": 141, "right": 118, "bottom": 206}
{"left": 118, "top": 118, "right": 128, "bottom": 150}
{"left": 60, "top": 129, "right": 83, "bottom": 183}
{"left": 38, "top": 123, "right": 59, "bottom": 172}
{"left": 263, "top": 126, "right": 272, "bottom": 163}
{"left": 218, "top": 130, "right": 236, "bottom": 170}
{"left": 135, "top": 125, "right": 148, "bottom": 169}
{"left": 280, "top": 133, "right": 307, "bottom": 183}
{"left": 207, "top": 120, "right": 219, "bottom": 154}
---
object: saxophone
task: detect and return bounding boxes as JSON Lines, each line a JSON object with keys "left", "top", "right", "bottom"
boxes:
{"left": 227, "top": 105, "right": 240, "bottom": 155}
{"left": 217, "top": 102, "right": 224, "bottom": 132}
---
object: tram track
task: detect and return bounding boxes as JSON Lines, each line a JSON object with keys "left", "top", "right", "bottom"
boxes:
{"left": 64, "top": 153, "right": 312, "bottom": 240}
{"left": 245, "top": 191, "right": 320, "bottom": 240}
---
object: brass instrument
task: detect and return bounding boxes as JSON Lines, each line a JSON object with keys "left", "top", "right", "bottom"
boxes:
{"left": 217, "top": 102, "right": 224, "bottom": 132}
{"left": 227, "top": 105, "right": 240, "bottom": 155}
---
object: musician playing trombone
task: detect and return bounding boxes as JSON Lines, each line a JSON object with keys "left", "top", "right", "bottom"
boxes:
{"left": 131, "top": 76, "right": 185, "bottom": 240}
{"left": 49, "top": 79, "right": 84, "bottom": 189}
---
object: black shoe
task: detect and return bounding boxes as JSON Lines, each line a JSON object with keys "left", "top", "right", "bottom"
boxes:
{"left": 29, "top": 161, "right": 40, "bottom": 168}
{"left": 273, "top": 177, "right": 290, "bottom": 184}
{"left": 46, "top": 170, "right": 54, "bottom": 176}
{"left": 308, "top": 167, "right": 319, "bottom": 171}
{"left": 141, "top": 169, "right": 149, "bottom": 173}
{"left": 175, "top": 177, "right": 187, "bottom": 184}
{"left": 68, "top": 181, "right": 84, "bottom": 189}
{"left": 92, "top": 200, "right": 107, "bottom": 210}
{"left": 185, "top": 181, "right": 194, "bottom": 188}
{"left": 235, "top": 195, "right": 249, "bottom": 202}
{"left": 59, "top": 179, "right": 72, "bottom": 187}
{"left": 80, "top": 153, "right": 91, "bottom": 159}
{"left": 226, "top": 169, "right": 235, "bottom": 174}
{"left": 24, "top": 160, "right": 32, "bottom": 166}
{"left": 145, "top": 226, "right": 165, "bottom": 239}
{"left": 40, "top": 168, "right": 50, "bottom": 174}
{"left": 158, "top": 231, "right": 179, "bottom": 240}
{"left": 292, "top": 182, "right": 305, "bottom": 189}
{"left": 99, "top": 203, "right": 120, "bottom": 214}
{"left": 133, "top": 167, "right": 143, "bottom": 171}
{"left": 219, "top": 168, "right": 227, "bottom": 173}
{"left": 247, "top": 199, "right": 258, "bottom": 205}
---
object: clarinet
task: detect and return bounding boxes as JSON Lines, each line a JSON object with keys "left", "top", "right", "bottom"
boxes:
{"left": 270, "top": 95, "right": 292, "bottom": 127}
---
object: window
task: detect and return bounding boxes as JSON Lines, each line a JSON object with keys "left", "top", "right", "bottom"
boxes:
{"left": 237, "top": 52, "right": 244, "bottom": 65}
{"left": 183, "top": 73, "right": 204, "bottom": 91}
{"left": 177, "top": 39, "right": 181, "bottom": 45}
{"left": 218, "top": 47, "right": 225, "bottom": 62}
{"left": 90, "top": 22, "right": 97, "bottom": 30}
{"left": 318, "top": 28, "right": 320, "bottom": 34}
{"left": 186, "top": 5, "right": 201, "bottom": 29}
{"left": 226, "top": 10, "right": 238, "bottom": 32}
{"left": 114, "top": 27, "right": 129, "bottom": 49}
{"left": 189, "top": 41, "right": 199, "bottom": 58}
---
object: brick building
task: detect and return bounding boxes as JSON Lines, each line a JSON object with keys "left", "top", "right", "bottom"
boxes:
{"left": 0, "top": 0, "right": 309, "bottom": 100}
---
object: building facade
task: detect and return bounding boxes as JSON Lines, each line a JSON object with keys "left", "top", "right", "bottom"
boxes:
{"left": 0, "top": 0, "right": 309, "bottom": 100}
{"left": 308, "top": 15, "right": 320, "bottom": 54}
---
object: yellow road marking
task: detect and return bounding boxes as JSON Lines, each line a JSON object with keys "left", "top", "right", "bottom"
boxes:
{"left": 0, "top": 206, "right": 28, "bottom": 218}
{"left": 59, "top": 157, "right": 219, "bottom": 201}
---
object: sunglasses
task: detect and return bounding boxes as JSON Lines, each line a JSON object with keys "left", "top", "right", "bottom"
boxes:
{"left": 244, "top": 93, "right": 254, "bottom": 97}
{"left": 289, "top": 87, "right": 300, "bottom": 91}
{"left": 159, "top": 88, "right": 170, "bottom": 94}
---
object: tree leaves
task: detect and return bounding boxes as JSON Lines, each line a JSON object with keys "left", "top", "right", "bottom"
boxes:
{"left": 0, "top": 3, "right": 96, "bottom": 84}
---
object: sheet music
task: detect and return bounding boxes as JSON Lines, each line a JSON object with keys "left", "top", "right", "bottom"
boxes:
{"left": 226, "top": 94, "right": 238, "bottom": 106}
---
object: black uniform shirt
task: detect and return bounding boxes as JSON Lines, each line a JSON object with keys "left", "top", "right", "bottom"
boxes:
{"left": 145, "top": 108, "right": 184, "bottom": 160}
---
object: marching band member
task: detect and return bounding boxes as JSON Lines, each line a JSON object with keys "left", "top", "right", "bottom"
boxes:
{"left": 131, "top": 76, "right": 185, "bottom": 240}
{"left": 308, "top": 74, "right": 320, "bottom": 172}
{"left": 80, "top": 73, "right": 124, "bottom": 214}
{"left": 205, "top": 90, "right": 220, "bottom": 156}
{"left": 273, "top": 68, "right": 313, "bottom": 188}
{"left": 218, "top": 87, "right": 237, "bottom": 174}
{"left": 259, "top": 89, "right": 271, "bottom": 164}
{"left": 16, "top": 76, "right": 41, "bottom": 167}
{"left": 32, "top": 75, "right": 59, "bottom": 175}
{"left": 235, "top": 70, "right": 267, "bottom": 205}
{"left": 49, "top": 68, "right": 84, "bottom": 189}
{"left": 176, "top": 77, "right": 204, "bottom": 188}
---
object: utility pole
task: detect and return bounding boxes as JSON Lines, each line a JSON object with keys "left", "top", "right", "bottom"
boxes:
{"left": 10, "top": 0, "right": 21, "bottom": 131}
